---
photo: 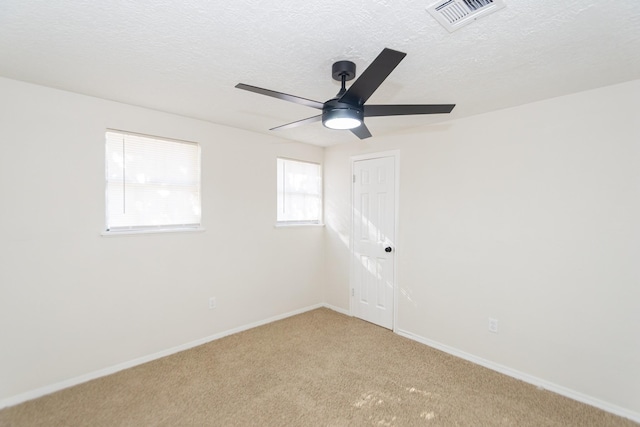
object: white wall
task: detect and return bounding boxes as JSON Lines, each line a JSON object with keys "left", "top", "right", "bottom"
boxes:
{"left": 2, "top": 75, "right": 639, "bottom": 420}
{"left": 324, "top": 80, "right": 640, "bottom": 417}
{"left": 0, "top": 77, "right": 324, "bottom": 402}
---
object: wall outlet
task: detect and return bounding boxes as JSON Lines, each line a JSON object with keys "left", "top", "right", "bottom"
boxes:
{"left": 208, "top": 297, "right": 217, "bottom": 309}
{"left": 488, "top": 317, "right": 498, "bottom": 333}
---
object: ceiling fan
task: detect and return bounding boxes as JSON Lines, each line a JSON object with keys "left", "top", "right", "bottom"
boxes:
{"left": 235, "top": 48, "right": 455, "bottom": 140}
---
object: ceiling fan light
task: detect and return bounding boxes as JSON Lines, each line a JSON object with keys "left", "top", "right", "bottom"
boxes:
{"left": 323, "top": 108, "right": 363, "bottom": 130}
{"left": 325, "top": 117, "right": 362, "bottom": 130}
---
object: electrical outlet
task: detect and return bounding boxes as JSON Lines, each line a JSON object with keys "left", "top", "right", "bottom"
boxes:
{"left": 208, "top": 297, "right": 217, "bottom": 309}
{"left": 488, "top": 317, "right": 498, "bottom": 333}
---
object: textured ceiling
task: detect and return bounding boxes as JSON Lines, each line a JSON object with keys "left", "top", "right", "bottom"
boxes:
{"left": 1, "top": 0, "right": 639, "bottom": 146}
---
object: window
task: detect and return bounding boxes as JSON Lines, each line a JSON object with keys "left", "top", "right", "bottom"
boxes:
{"left": 277, "top": 158, "right": 322, "bottom": 225}
{"left": 105, "top": 130, "right": 201, "bottom": 233}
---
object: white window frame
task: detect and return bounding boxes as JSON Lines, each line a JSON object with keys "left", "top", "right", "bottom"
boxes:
{"left": 276, "top": 157, "right": 323, "bottom": 226}
{"left": 104, "top": 130, "right": 202, "bottom": 235}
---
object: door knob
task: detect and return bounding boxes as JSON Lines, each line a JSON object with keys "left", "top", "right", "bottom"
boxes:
{"left": 385, "top": 246, "right": 393, "bottom": 253}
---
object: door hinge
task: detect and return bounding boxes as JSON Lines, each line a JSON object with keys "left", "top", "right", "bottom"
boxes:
{"left": 352, "top": 288, "right": 355, "bottom": 296}
{"left": 353, "top": 174, "right": 356, "bottom": 183}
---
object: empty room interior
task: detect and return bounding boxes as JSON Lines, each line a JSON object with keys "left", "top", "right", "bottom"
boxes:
{"left": 1, "top": 0, "right": 639, "bottom": 425}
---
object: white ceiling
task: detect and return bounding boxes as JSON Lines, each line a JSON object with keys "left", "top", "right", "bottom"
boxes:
{"left": 1, "top": 0, "right": 639, "bottom": 147}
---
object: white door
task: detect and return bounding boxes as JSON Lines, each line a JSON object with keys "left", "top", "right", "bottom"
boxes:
{"left": 352, "top": 156, "right": 396, "bottom": 329}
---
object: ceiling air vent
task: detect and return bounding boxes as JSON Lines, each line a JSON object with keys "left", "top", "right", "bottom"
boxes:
{"left": 427, "top": 0, "right": 506, "bottom": 32}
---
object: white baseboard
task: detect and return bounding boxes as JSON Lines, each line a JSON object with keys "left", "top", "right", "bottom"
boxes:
{"left": 322, "top": 303, "right": 350, "bottom": 316}
{"left": 8, "top": 305, "right": 635, "bottom": 423}
{"left": 0, "top": 303, "right": 325, "bottom": 410}
{"left": 395, "top": 329, "right": 640, "bottom": 424}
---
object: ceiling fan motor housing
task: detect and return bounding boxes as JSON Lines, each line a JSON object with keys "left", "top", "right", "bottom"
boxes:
{"left": 322, "top": 98, "right": 363, "bottom": 129}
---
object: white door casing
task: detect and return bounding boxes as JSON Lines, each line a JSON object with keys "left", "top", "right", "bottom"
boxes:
{"left": 351, "top": 154, "right": 397, "bottom": 329}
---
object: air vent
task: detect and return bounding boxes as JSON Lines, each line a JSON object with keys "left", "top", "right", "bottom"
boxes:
{"left": 427, "top": 0, "right": 506, "bottom": 32}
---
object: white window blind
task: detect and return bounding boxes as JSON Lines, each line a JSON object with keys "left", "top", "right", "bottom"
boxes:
{"left": 277, "top": 158, "right": 322, "bottom": 224}
{"left": 105, "top": 131, "right": 201, "bottom": 232}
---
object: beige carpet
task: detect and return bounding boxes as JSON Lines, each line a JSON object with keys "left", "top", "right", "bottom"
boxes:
{"left": 0, "top": 308, "right": 636, "bottom": 426}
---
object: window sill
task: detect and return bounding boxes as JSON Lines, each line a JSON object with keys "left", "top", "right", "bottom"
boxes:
{"left": 101, "top": 227, "right": 206, "bottom": 237}
{"left": 274, "top": 222, "right": 325, "bottom": 228}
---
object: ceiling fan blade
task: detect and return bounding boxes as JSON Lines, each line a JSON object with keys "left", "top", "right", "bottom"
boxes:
{"left": 339, "top": 48, "right": 406, "bottom": 106}
{"left": 350, "top": 123, "right": 372, "bottom": 139}
{"left": 235, "top": 83, "right": 324, "bottom": 110}
{"left": 364, "top": 104, "right": 456, "bottom": 117}
{"left": 270, "top": 115, "right": 322, "bottom": 131}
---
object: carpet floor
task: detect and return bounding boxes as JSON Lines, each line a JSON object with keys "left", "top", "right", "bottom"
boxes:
{"left": 0, "top": 308, "right": 636, "bottom": 426}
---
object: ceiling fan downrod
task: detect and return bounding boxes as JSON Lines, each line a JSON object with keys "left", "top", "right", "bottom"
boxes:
{"left": 332, "top": 60, "right": 356, "bottom": 98}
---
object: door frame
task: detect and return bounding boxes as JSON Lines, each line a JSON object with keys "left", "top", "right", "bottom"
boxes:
{"left": 349, "top": 150, "right": 400, "bottom": 331}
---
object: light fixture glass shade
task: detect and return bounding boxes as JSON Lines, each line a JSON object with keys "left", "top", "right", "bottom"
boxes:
{"left": 324, "top": 117, "right": 362, "bottom": 130}
{"left": 323, "top": 108, "right": 363, "bottom": 130}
